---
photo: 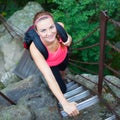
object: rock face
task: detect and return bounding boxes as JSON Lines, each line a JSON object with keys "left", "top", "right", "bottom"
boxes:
{"left": 0, "top": 2, "right": 60, "bottom": 120}
{"left": 0, "top": 1, "right": 120, "bottom": 120}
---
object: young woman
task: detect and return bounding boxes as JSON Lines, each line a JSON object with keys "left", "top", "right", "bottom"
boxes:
{"left": 28, "top": 11, "right": 79, "bottom": 116}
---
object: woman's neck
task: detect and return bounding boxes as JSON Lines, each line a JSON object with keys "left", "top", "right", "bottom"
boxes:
{"left": 43, "top": 38, "right": 60, "bottom": 53}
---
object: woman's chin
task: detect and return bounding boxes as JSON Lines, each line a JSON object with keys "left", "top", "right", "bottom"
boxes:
{"left": 46, "top": 38, "right": 56, "bottom": 43}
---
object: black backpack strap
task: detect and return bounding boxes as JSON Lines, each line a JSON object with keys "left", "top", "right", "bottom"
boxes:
{"left": 55, "top": 23, "right": 68, "bottom": 42}
{"left": 24, "top": 28, "right": 48, "bottom": 59}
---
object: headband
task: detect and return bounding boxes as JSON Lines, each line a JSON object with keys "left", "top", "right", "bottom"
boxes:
{"left": 34, "top": 15, "right": 52, "bottom": 26}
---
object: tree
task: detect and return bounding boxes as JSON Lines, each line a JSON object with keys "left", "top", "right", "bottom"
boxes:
{"left": 52, "top": 0, "right": 120, "bottom": 74}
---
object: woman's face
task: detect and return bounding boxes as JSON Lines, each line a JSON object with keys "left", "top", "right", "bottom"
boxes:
{"left": 36, "top": 17, "right": 57, "bottom": 44}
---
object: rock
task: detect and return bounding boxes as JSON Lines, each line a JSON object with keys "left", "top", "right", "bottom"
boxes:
{"left": 105, "top": 75, "right": 120, "bottom": 98}
{"left": 1, "top": 71, "right": 21, "bottom": 87}
{"left": 0, "top": 105, "right": 32, "bottom": 120}
{"left": 0, "top": 50, "right": 5, "bottom": 74}
{"left": 0, "top": 81, "right": 5, "bottom": 90}
{"left": 74, "top": 74, "right": 98, "bottom": 90}
{"left": 1, "top": 75, "right": 42, "bottom": 102}
{"left": 7, "top": 1, "right": 44, "bottom": 34}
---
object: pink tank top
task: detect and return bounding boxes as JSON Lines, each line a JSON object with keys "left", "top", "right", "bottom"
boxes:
{"left": 46, "top": 41, "right": 68, "bottom": 67}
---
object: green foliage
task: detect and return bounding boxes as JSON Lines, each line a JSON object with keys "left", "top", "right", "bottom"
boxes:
{"left": 0, "top": 0, "right": 56, "bottom": 18}
{"left": 0, "top": 0, "right": 120, "bottom": 74}
{"left": 0, "top": 82, "right": 5, "bottom": 90}
{"left": 110, "top": 52, "right": 120, "bottom": 70}
{"left": 52, "top": 0, "right": 120, "bottom": 74}
{"left": 52, "top": 0, "right": 99, "bottom": 64}
{"left": 0, "top": 0, "right": 22, "bottom": 18}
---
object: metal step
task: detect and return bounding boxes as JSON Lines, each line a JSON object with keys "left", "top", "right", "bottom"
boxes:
{"left": 105, "top": 115, "right": 116, "bottom": 120}
{"left": 64, "top": 86, "right": 84, "bottom": 98}
{"left": 66, "top": 83, "right": 79, "bottom": 92}
{"left": 67, "top": 90, "right": 90, "bottom": 102}
{"left": 59, "top": 90, "right": 90, "bottom": 108}
{"left": 61, "top": 95, "right": 99, "bottom": 117}
{"left": 66, "top": 81, "right": 75, "bottom": 88}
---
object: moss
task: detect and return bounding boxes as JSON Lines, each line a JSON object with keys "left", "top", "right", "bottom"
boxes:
{"left": 0, "top": 81, "right": 5, "bottom": 90}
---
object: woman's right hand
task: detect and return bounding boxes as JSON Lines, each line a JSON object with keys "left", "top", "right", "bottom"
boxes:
{"left": 62, "top": 101, "right": 79, "bottom": 117}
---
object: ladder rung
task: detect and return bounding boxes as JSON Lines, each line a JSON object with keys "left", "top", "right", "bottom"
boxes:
{"left": 66, "top": 83, "right": 79, "bottom": 92}
{"left": 105, "top": 115, "right": 116, "bottom": 120}
{"left": 67, "top": 90, "right": 90, "bottom": 102}
{"left": 66, "top": 81, "right": 75, "bottom": 88}
{"left": 64, "top": 86, "right": 84, "bottom": 98}
{"left": 61, "top": 95, "right": 99, "bottom": 117}
{"left": 59, "top": 90, "right": 90, "bottom": 108}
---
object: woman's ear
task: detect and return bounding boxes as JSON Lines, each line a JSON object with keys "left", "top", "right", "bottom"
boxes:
{"left": 34, "top": 27, "right": 39, "bottom": 34}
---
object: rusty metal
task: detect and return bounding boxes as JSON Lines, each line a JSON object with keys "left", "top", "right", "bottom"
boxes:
{"left": 69, "top": 61, "right": 97, "bottom": 75}
{"left": 69, "top": 58, "right": 99, "bottom": 65}
{"left": 104, "top": 64, "right": 120, "bottom": 77}
{"left": 72, "top": 43, "right": 99, "bottom": 51}
{"left": 104, "top": 81, "right": 120, "bottom": 100}
{"left": 0, "top": 91, "right": 16, "bottom": 105}
{"left": 104, "top": 77, "right": 120, "bottom": 89}
{"left": 98, "top": 11, "right": 109, "bottom": 96}
{"left": 109, "top": 18, "right": 120, "bottom": 27}
{"left": 72, "top": 26, "right": 100, "bottom": 46}
{"left": 0, "top": 14, "right": 23, "bottom": 39}
{"left": 106, "top": 41, "right": 120, "bottom": 53}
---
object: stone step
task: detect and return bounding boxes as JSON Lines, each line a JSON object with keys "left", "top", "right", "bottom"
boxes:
{"left": 61, "top": 95, "right": 99, "bottom": 117}
{"left": 105, "top": 115, "right": 116, "bottom": 120}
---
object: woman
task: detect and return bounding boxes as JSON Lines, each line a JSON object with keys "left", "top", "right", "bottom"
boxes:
{"left": 29, "top": 11, "right": 79, "bottom": 116}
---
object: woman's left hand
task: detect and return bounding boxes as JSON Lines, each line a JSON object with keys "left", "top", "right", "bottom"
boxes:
{"left": 62, "top": 34, "right": 72, "bottom": 47}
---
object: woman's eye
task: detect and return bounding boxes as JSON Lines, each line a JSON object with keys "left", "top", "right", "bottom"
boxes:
{"left": 40, "top": 29, "right": 46, "bottom": 32}
{"left": 50, "top": 25, "right": 54, "bottom": 29}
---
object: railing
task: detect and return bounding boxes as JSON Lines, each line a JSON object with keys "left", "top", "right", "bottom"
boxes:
{"left": 69, "top": 11, "right": 120, "bottom": 98}
{"left": 98, "top": 11, "right": 120, "bottom": 97}
{"left": 98, "top": 11, "right": 108, "bottom": 96}
{"left": 69, "top": 11, "right": 120, "bottom": 119}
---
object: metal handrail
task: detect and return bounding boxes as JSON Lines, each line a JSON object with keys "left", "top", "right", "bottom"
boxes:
{"left": 98, "top": 11, "right": 109, "bottom": 95}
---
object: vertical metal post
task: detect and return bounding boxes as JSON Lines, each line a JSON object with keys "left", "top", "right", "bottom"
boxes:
{"left": 98, "top": 11, "right": 108, "bottom": 96}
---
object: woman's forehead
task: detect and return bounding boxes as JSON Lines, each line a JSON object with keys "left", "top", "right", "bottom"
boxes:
{"left": 36, "top": 18, "right": 54, "bottom": 29}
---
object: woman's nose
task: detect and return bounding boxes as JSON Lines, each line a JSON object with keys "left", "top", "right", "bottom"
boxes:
{"left": 47, "top": 29, "right": 52, "bottom": 36}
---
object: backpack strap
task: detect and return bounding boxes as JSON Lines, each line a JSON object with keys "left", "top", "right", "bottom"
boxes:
{"left": 55, "top": 23, "right": 68, "bottom": 42}
{"left": 24, "top": 22, "right": 68, "bottom": 59}
{"left": 24, "top": 28, "right": 48, "bottom": 59}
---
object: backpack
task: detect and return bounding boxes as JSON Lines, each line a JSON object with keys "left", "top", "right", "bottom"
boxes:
{"left": 23, "top": 22, "right": 68, "bottom": 59}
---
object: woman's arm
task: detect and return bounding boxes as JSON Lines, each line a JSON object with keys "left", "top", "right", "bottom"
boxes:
{"left": 29, "top": 42, "right": 79, "bottom": 116}
{"left": 57, "top": 22, "right": 72, "bottom": 46}
{"left": 63, "top": 34, "right": 72, "bottom": 46}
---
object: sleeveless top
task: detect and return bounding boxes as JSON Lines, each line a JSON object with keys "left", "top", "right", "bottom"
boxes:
{"left": 45, "top": 39, "right": 68, "bottom": 67}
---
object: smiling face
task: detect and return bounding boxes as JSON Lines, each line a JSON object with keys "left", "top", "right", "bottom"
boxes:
{"left": 35, "top": 17, "right": 57, "bottom": 44}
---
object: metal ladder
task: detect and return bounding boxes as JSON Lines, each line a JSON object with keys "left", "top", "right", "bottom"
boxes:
{"left": 59, "top": 81, "right": 116, "bottom": 120}
{"left": 13, "top": 50, "right": 116, "bottom": 119}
